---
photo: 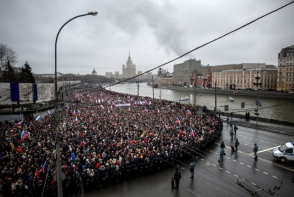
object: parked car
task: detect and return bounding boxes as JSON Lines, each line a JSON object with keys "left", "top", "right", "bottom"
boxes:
{"left": 272, "top": 142, "right": 294, "bottom": 163}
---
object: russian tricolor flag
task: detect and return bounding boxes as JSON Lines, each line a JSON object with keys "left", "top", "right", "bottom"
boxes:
{"left": 16, "top": 121, "right": 23, "bottom": 128}
{"left": 36, "top": 115, "right": 41, "bottom": 122}
{"left": 42, "top": 161, "right": 47, "bottom": 172}
{"left": 156, "top": 108, "right": 160, "bottom": 114}
{"left": 20, "top": 130, "right": 28, "bottom": 142}
{"left": 186, "top": 110, "right": 192, "bottom": 116}
{"left": 175, "top": 117, "right": 180, "bottom": 124}
{"left": 190, "top": 128, "right": 195, "bottom": 137}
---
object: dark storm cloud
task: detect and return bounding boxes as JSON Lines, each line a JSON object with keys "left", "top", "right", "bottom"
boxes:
{"left": 0, "top": 0, "right": 293, "bottom": 75}
{"left": 102, "top": 0, "right": 189, "bottom": 56}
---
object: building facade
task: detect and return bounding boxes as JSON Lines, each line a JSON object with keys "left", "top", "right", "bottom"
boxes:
{"left": 202, "top": 64, "right": 242, "bottom": 73}
{"left": 173, "top": 59, "right": 201, "bottom": 86}
{"left": 277, "top": 45, "right": 294, "bottom": 91}
{"left": 122, "top": 53, "right": 136, "bottom": 79}
{"left": 212, "top": 68, "right": 277, "bottom": 90}
{"left": 105, "top": 72, "right": 113, "bottom": 78}
{"left": 114, "top": 71, "right": 119, "bottom": 79}
{"left": 190, "top": 73, "right": 211, "bottom": 87}
{"left": 202, "top": 63, "right": 275, "bottom": 73}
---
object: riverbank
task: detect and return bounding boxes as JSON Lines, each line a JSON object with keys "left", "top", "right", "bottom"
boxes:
{"left": 156, "top": 86, "right": 294, "bottom": 100}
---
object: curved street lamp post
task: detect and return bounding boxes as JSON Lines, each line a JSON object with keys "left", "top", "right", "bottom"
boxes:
{"left": 54, "top": 11, "right": 97, "bottom": 197}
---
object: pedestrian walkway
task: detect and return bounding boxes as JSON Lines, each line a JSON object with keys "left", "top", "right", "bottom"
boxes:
{"left": 221, "top": 115, "right": 294, "bottom": 136}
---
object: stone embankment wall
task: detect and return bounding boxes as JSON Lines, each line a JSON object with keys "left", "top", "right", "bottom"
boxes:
{"left": 159, "top": 86, "right": 294, "bottom": 100}
{"left": 215, "top": 110, "right": 294, "bottom": 126}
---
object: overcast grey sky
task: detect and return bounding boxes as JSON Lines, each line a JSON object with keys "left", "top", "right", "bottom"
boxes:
{"left": 0, "top": 0, "right": 293, "bottom": 76}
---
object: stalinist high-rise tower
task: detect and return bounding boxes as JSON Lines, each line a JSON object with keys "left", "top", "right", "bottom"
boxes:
{"left": 122, "top": 52, "right": 136, "bottom": 78}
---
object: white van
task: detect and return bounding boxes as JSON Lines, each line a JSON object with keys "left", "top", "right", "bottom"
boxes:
{"left": 272, "top": 142, "right": 294, "bottom": 162}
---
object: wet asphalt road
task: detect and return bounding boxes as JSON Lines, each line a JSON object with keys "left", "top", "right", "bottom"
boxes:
{"left": 75, "top": 119, "right": 294, "bottom": 197}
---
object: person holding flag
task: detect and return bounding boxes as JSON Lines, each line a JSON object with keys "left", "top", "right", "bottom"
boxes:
{"left": 41, "top": 161, "right": 47, "bottom": 172}
{"left": 35, "top": 115, "right": 41, "bottom": 122}
{"left": 156, "top": 108, "right": 160, "bottom": 114}
{"left": 186, "top": 110, "right": 192, "bottom": 116}
{"left": 175, "top": 117, "right": 180, "bottom": 125}
{"left": 190, "top": 128, "right": 195, "bottom": 137}
{"left": 15, "top": 121, "right": 23, "bottom": 128}
{"left": 20, "top": 130, "right": 28, "bottom": 143}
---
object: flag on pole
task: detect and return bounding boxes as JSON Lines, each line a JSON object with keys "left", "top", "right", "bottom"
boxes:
{"left": 42, "top": 161, "right": 47, "bottom": 172}
{"left": 128, "top": 107, "right": 131, "bottom": 112}
{"left": 15, "top": 121, "right": 23, "bottom": 128}
{"left": 36, "top": 115, "right": 41, "bottom": 122}
{"left": 144, "top": 108, "right": 148, "bottom": 112}
{"left": 47, "top": 110, "right": 51, "bottom": 116}
{"left": 75, "top": 116, "right": 79, "bottom": 122}
{"left": 186, "top": 110, "right": 192, "bottom": 116}
{"left": 190, "top": 128, "right": 195, "bottom": 137}
{"left": 175, "top": 117, "right": 180, "bottom": 124}
{"left": 156, "top": 108, "right": 160, "bottom": 114}
{"left": 20, "top": 130, "right": 28, "bottom": 142}
{"left": 100, "top": 105, "right": 104, "bottom": 110}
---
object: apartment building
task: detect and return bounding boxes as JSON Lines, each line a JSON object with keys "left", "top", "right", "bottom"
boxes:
{"left": 277, "top": 45, "right": 294, "bottom": 91}
{"left": 173, "top": 59, "right": 201, "bottom": 86}
{"left": 212, "top": 68, "right": 277, "bottom": 90}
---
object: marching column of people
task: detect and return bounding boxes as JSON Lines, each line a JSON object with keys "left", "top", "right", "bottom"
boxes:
{"left": 0, "top": 86, "right": 223, "bottom": 196}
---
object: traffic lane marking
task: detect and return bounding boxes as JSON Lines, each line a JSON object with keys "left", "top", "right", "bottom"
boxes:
{"left": 196, "top": 151, "right": 281, "bottom": 186}
{"left": 214, "top": 142, "right": 293, "bottom": 171}
{"left": 236, "top": 150, "right": 294, "bottom": 172}
{"left": 247, "top": 145, "right": 280, "bottom": 156}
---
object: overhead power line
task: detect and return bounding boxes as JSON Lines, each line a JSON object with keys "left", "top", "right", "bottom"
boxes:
{"left": 107, "top": 1, "right": 294, "bottom": 88}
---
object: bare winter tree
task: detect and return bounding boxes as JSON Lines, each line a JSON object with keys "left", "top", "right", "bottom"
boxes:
{"left": 0, "top": 43, "right": 18, "bottom": 71}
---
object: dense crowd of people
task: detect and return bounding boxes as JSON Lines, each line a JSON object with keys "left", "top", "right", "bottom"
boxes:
{"left": 0, "top": 86, "right": 223, "bottom": 197}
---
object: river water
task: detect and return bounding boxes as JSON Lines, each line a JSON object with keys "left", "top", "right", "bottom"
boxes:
{"left": 109, "top": 83, "right": 294, "bottom": 123}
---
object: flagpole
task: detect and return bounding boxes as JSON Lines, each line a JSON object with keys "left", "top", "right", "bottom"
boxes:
{"left": 152, "top": 75, "right": 154, "bottom": 99}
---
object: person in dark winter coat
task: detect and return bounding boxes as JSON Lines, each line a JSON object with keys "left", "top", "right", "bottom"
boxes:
{"left": 189, "top": 161, "right": 195, "bottom": 179}
{"left": 173, "top": 168, "right": 181, "bottom": 189}
{"left": 235, "top": 139, "right": 240, "bottom": 151}
{"left": 218, "top": 148, "right": 225, "bottom": 163}
{"left": 253, "top": 144, "right": 258, "bottom": 160}
{"left": 171, "top": 178, "right": 175, "bottom": 189}
{"left": 234, "top": 124, "right": 238, "bottom": 135}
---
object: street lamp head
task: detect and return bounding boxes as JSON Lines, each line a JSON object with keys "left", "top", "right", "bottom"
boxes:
{"left": 88, "top": 11, "right": 98, "bottom": 16}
